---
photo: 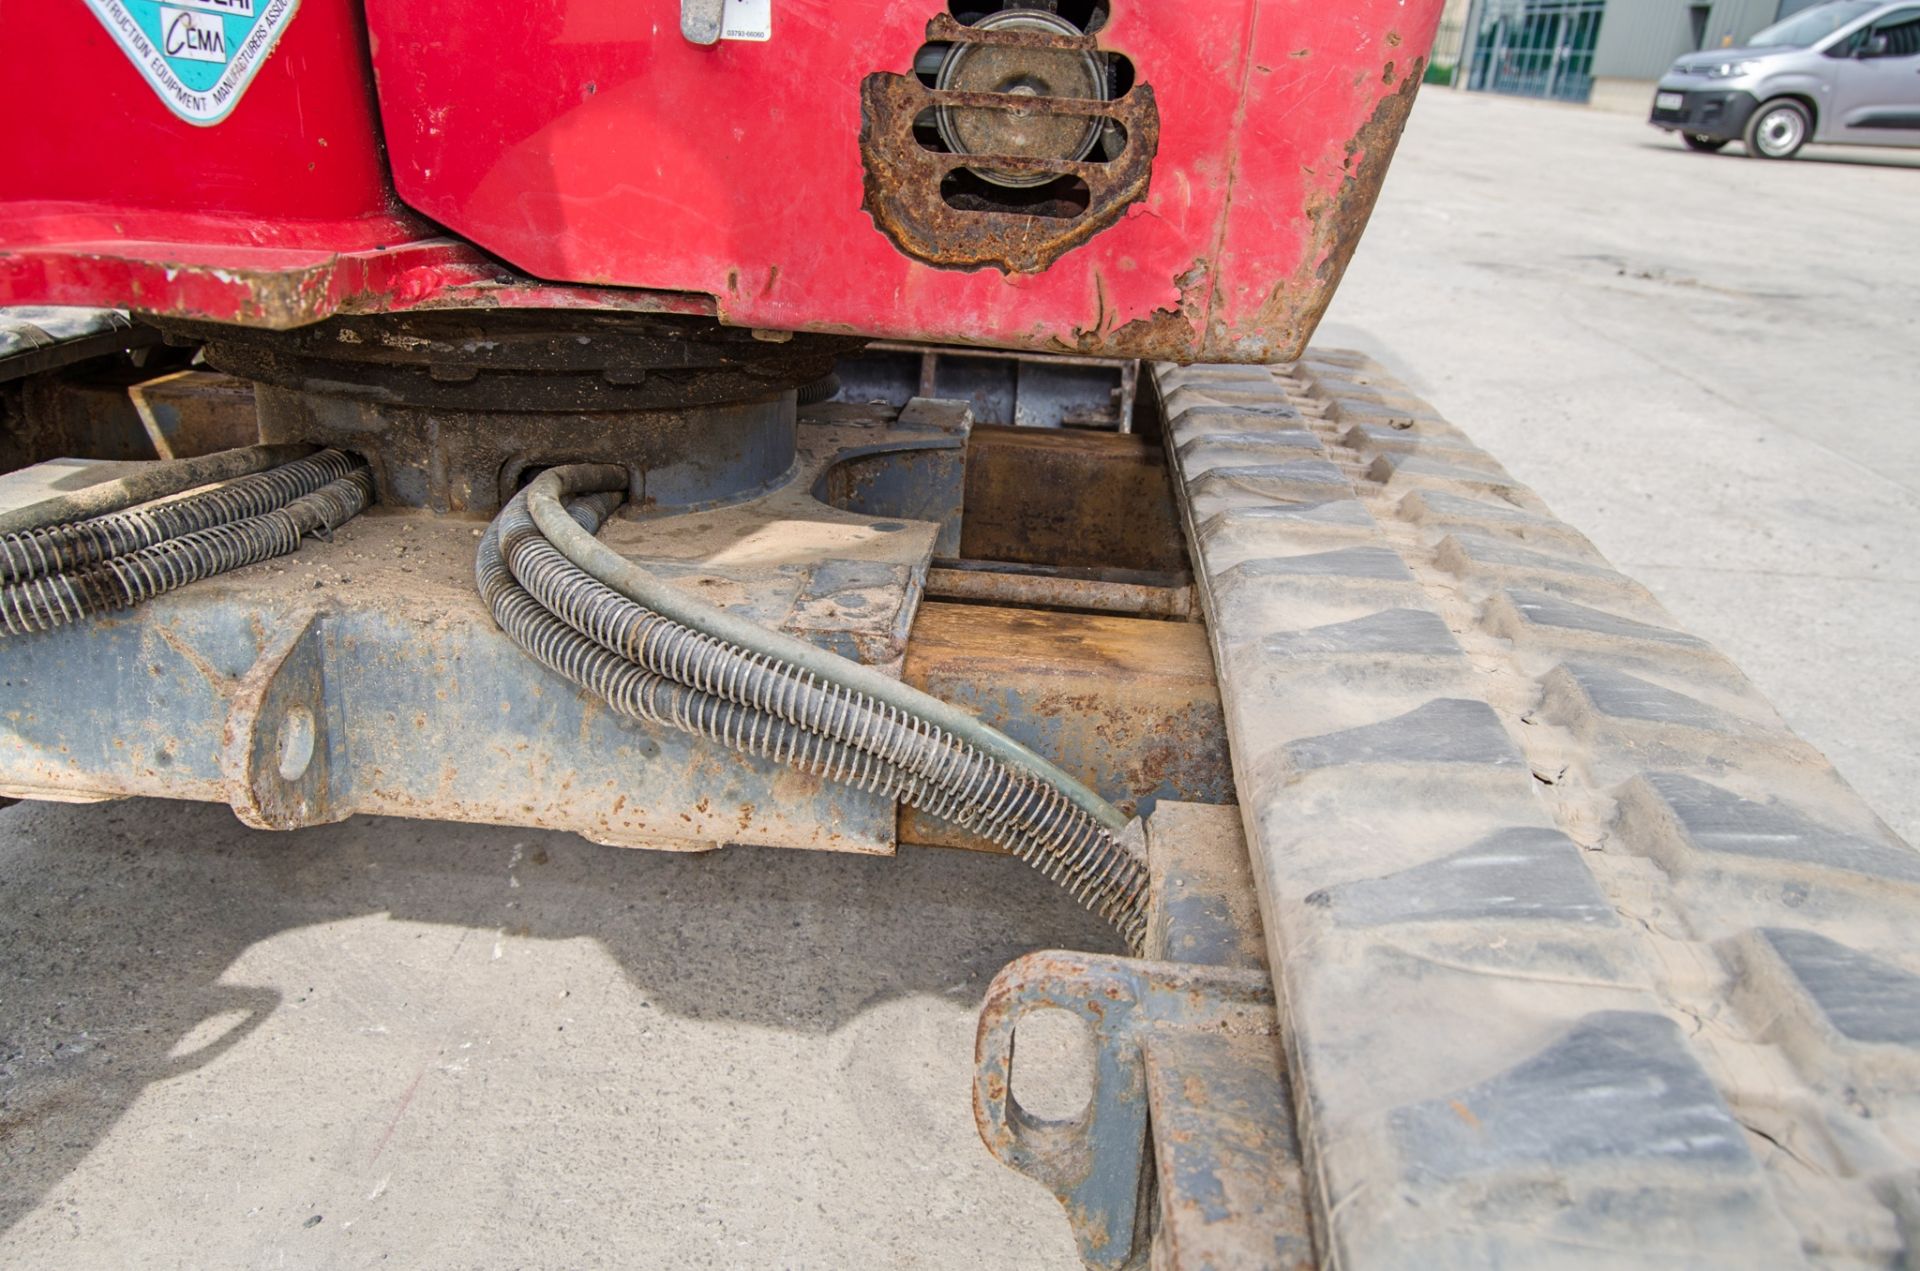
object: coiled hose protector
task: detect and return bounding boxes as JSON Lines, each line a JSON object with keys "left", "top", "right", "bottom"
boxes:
{"left": 0, "top": 450, "right": 361, "bottom": 582}
{"left": 0, "top": 443, "right": 318, "bottom": 536}
{"left": 0, "top": 451, "right": 373, "bottom": 637}
{"left": 481, "top": 471, "right": 1150, "bottom": 949}
{"left": 524, "top": 465, "right": 1128, "bottom": 835}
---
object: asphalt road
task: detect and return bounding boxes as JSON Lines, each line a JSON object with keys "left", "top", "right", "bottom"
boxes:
{"left": 1, "top": 88, "right": 1914, "bottom": 1269}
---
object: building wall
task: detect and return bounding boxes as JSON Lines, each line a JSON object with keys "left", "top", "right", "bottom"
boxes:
{"left": 1590, "top": 0, "right": 1783, "bottom": 79}
{"left": 1429, "top": 0, "right": 1476, "bottom": 79}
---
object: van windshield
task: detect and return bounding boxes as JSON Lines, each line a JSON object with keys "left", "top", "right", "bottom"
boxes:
{"left": 1745, "top": 0, "right": 1877, "bottom": 46}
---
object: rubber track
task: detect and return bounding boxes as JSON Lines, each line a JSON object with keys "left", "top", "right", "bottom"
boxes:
{"left": 1157, "top": 353, "right": 1920, "bottom": 1268}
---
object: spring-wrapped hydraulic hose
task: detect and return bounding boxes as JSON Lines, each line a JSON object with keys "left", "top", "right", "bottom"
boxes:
{"left": 0, "top": 449, "right": 362, "bottom": 582}
{"left": 478, "top": 468, "right": 1150, "bottom": 950}
{"left": 0, "top": 443, "right": 319, "bottom": 537}
{"left": 0, "top": 450, "right": 373, "bottom": 637}
{"left": 479, "top": 514, "right": 1143, "bottom": 934}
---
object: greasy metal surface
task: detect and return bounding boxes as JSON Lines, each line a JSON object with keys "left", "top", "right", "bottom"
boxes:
{"left": 838, "top": 344, "right": 1139, "bottom": 430}
{"left": 257, "top": 386, "right": 797, "bottom": 517}
{"left": 128, "top": 370, "right": 260, "bottom": 459}
{"left": 0, "top": 412, "right": 964, "bottom": 847}
{"left": 0, "top": 308, "right": 152, "bottom": 383}
{"left": 962, "top": 426, "right": 1186, "bottom": 574}
{"left": 899, "top": 603, "right": 1228, "bottom": 852}
{"left": 0, "top": 366, "right": 192, "bottom": 474}
{"left": 924, "top": 565, "right": 1192, "bottom": 620}
{"left": 0, "top": 381, "right": 143, "bottom": 472}
{"left": 0, "top": 318, "right": 199, "bottom": 476}
{"left": 189, "top": 310, "right": 855, "bottom": 414}
{"left": 975, "top": 803, "right": 1312, "bottom": 1271}
{"left": 859, "top": 21, "right": 1160, "bottom": 275}
{"left": 192, "top": 309, "right": 866, "bottom": 515}
{"left": 810, "top": 397, "right": 971, "bottom": 557}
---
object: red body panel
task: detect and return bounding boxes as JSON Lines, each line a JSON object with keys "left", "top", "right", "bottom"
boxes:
{"left": 3, "top": 0, "right": 405, "bottom": 244}
{"left": 0, "top": 0, "right": 444, "bottom": 326}
{"left": 0, "top": 0, "right": 1440, "bottom": 360}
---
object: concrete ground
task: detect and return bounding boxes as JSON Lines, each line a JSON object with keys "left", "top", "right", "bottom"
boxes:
{"left": 1, "top": 89, "right": 1916, "bottom": 1269}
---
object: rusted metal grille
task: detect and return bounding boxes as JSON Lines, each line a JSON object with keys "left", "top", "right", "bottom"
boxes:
{"left": 860, "top": 14, "right": 1159, "bottom": 274}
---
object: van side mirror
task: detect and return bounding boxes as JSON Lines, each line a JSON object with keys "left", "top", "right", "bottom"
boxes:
{"left": 1857, "top": 32, "right": 1891, "bottom": 56}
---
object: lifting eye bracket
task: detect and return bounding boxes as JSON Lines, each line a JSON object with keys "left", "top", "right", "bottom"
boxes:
{"left": 680, "top": 0, "right": 724, "bottom": 45}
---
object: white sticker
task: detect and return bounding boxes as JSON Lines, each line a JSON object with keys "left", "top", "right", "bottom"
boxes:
{"left": 158, "top": 6, "right": 228, "bottom": 63}
{"left": 721, "top": 0, "right": 770, "bottom": 41}
{"left": 83, "top": 0, "right": 299, "bottom": 125}
{"left": 173, "top": 0, "right": 256, "bottom": 16}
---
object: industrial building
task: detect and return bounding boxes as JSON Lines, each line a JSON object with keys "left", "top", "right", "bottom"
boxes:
{"left": 1429, "top": 0, "right": 1814, "bottom": 102}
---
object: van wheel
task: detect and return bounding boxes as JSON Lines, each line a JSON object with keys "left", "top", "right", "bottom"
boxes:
{"left": 1745, "top": 100, "right": 1810, "bottom": 159}
{"left": 1681, "top": 133, "right": 1728, "bottom": 152}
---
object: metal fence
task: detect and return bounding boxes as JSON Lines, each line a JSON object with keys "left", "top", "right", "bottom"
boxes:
{"left": 1463, "top": 0, "right": 1608, "bottom": 102}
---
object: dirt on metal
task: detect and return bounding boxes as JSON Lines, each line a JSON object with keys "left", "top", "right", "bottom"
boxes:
{"left": 960, "top": 425, "right": 1187, "bottom": 574}
{"left": 899, "top": 602, "right": 1230, "bottom": 853}
{"left": 924, "top": 565, "right": 1194, "bottom": 620}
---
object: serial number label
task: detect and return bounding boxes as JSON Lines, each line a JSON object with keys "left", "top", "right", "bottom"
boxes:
{"left": 722, "top": 0, "right": 770, "bottom": 41}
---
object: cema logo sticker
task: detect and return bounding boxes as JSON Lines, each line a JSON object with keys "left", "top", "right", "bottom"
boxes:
{"left": 84, "top": 0, "right": 299, "bottom": 125}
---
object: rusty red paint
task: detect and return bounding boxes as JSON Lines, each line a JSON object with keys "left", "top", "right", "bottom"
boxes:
{"left": 1213, "top": 63, "right": 1429, "bottom": 359}
{"left": 857, "top": 11, "right": 1160, "bottom": 277}
{"left": 0, "top": 1, "right": 1441, "bottom": 362}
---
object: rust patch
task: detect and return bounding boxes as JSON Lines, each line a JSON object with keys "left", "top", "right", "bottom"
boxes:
{"left": 858, "top": 14, "right": 1159, "bottom": 275}
{"left": 958, "top": 424, "right": 1186, "bottom": 574}
{"left": 1054, "top": 260, "right": 1210, "bottom": 361}
{"left": 898, "top": 601, "right": 1229, "bottom": 854}
{"left": 1081, "top": 286, "right": 1203, "bottom": 361}
{"left": 1211, "top": 59, "right": 1427, "bottom": 361}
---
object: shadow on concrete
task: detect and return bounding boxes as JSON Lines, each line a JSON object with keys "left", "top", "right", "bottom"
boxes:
{"left": 0, "top": 796, "right": 1119, "bottom": 1237}
{"left": 1633, "top": 139, "right": 1920, "bottom": 169}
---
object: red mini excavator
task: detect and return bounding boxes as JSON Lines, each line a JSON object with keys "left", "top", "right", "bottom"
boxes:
{"left": 4, "top": 1, "right": 1913, "bottom": 1266}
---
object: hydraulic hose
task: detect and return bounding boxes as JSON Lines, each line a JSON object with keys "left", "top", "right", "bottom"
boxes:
{"left": 481, "top": 520, "right": 1030, "bottom": 827}
{"left": 0, "top": 450, "right": 361, "bottom": 582}
{"left": 490, "top": 499, "right": 1148, "bottom": 945}
{"left": 0, "top": 443, "right": 318, "bottom": 536}
{"left": 0, "top": 449, "right": 374, "bottom": 637}
{"left": 523, "top": 466, "right": 1129, "bottom": 834}
{"left": 482, "top": 468, "right": 1149, "bottom": 949}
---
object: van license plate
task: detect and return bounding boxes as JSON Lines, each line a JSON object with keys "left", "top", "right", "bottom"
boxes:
{"left": 1655, "top": 92, "right": 1685, "bottom": 111}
